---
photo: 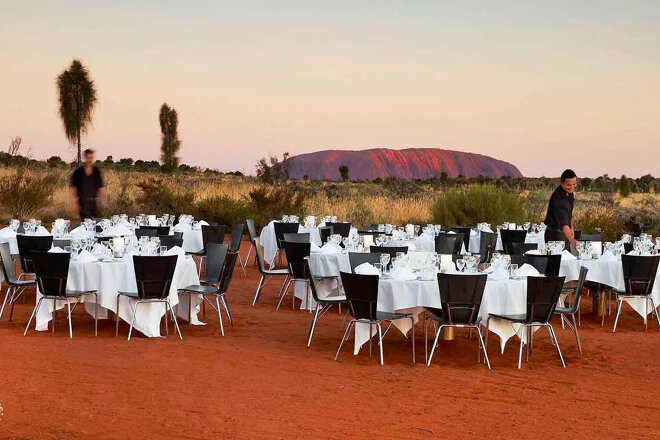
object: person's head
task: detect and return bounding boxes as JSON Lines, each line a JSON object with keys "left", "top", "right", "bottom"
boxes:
{"left": 560, "top": 169, "right": 577, "bottom": 194}
{"left": 83, "top": 148, "right": 95, "bottom": 166}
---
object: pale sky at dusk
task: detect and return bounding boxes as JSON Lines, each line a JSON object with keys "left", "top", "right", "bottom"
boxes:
{"left": 1, "top": 0, "right": 659, "bottom": 177}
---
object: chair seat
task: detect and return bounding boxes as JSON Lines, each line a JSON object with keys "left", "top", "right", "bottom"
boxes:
{"left": 263, "top": 268, "right": 289, "bottom": 275}
{"left": 489, "top": 313, "right": 528, "bottom": 323}
{"left": 186, "top": 250, "right": 205, "bottom": 256}
{"left": 356, "top": 311, "right": 412, "bottom": 322}
{"left": 318, "top": 295, "right": 347, "bottom": 304}
{"left": 179, "top": 284, "right": 220, "bottom": 294}
{"left": 43, "top": 289, "right": 96, "bottom": 298}
{"left": 9, "top": 279, "right": 36, "bottom": 286}
{"left": 426, "top": 313, "right": 481, "bottom": 326}
{"left": 554, "top": 306, "right": 574, "bottom": 314}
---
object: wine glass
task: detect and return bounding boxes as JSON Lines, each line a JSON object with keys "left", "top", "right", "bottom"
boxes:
{"left": 380, "top": 253, "right": 390, "bottom": 271}
{"left": 456, "top": 259, "right": 466, "bottom": 272}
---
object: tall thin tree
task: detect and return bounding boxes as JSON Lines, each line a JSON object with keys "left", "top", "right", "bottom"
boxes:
{"left": 56, "top": 59, "right": 98, "bottom": 163}
{"left": 159, "top": 103, "right": 181, "bottom": 172}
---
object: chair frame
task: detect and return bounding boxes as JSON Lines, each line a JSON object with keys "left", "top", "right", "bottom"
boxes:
{"left": 0, "top": 242, "right": 35, "bottom": 322}
{"left": 304, "top": 257, "right": 347, "bottom": 347}
{"left": 251, "top": 238, "right": 290, "bottom": 306}
{"left": 555, "top": 266, "right": 588, "bottom": 354}
{"left": 611, "top": 255, "right": 660, "bottom": 333}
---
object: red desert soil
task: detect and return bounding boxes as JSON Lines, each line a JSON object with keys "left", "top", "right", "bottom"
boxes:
{"left": 1, "top": 241, "right": 659, "bottom": 439}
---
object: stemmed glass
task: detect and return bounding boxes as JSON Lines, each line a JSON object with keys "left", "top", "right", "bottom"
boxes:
{"left": 380, "top": 253, "right": 390, "bottom": 272}
{"left": 456, "top": 259, "right": 466, "bottom": 272}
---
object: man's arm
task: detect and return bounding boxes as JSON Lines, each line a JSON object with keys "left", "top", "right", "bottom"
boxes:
{"left": 562, "top": 224, "right": 576, "bottom": 249}
{"left": 69, "top": 187, "right": 80, "bottom": 217}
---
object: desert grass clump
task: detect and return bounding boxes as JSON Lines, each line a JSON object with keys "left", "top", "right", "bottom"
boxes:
{"left": 0, "top": 168, "right": 61, "bottom": 218}
{"left": 431, "top": 185, "right": 528, "bottom": 227}
{"left": 195, "top": 196, "right": 254, "bottom": 226}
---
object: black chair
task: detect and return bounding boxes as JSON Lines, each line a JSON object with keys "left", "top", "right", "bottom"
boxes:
{"left": 434, "top": 235, "right": 457, "bottom": 254}
{"left": 425, "top": 273, "right": 490, "bottom": 369}
{"left": 478, "top": 230, "right": 497, "bottom": 263}
{"left": 511, "top": 243, "right": 538, "bottom": 256}
{"left": 335, "top": 271, "right": 415, "bottom": 365}
{"left": 623, "top": 242, "right": 634, "bottom": 254}
{"left": 500, "top": 229, "right": 527, "bottom": 255}
{"left": 251, "top": 238, "right": 291, "bottom": 306}
{"left": 369, "top": 246, "right": 408, "bottom": 261}
{"left": 278, "top": 241, "right": 311, "bottom": 310}
{"left": 486, "top": 276, "right": 566, "bottom": 369}
{"left": 244, "top": 219, "right": 258, "bottom": 269}
{"left": 555, "top": 266, "right": 588, "bottom": 354}
{"left": 24, "top": 251, "right": 98, "bottom": 338}
{"left": 437, "top": 232, "right": 464, "bottom": 254}
{"left": 348, "top": 252, "right": 381, "bottom": 273}
{"left": 0, "top": 242, "right": 36, "bottom": 322}
{"left": 138, "top": 225, "right": 170, "bottom": 236}
{"left": 611, "top": 255, "right": 660, "bottom": 332}
{"left": 305, "top": 257, "right": 348, "bottom": 347}
{"left": 544, "top": 228, "right": 569, "bottom": 249}
{"left": 451, "top": 227, "right": 473, "bottom": 253}
{"left": 52, "top": 238, "right": 71, "bottom": 249}
{"left": 282, "top": 233, "right": 310, "bottom": 243}
{"left": 172, "top": 231, "right": 184, "bottom": 240}
{"left": 523, "top": 254, "right": 562, "bottom": 277}
{"left": 16, "top": 234, "right": 54, "bottom": 276}
{"left": 318, "top": 226, "right": 333, "bottom": 244}
{"left": 273, "top": 222, "right": 299, "bottom": 265}
{"left": 229, "top": 223, "right": 246, "bottom": 276}
{"left": 179, "top": 243, "right": 235, "bottom": 335}
{"left": 326, "top": 222, "right": 351, "bottom": 238}
{"left": 189, "top": 224, "right": 227, "bottom": 276}
{"left": 135, "top": 228, "right": 157, "bottom": 239}
{"left": 116, "top": 254, "right": 180, "bottom": 340}
{"left": 158, "top": 235, "right": 183, "bottom": 250}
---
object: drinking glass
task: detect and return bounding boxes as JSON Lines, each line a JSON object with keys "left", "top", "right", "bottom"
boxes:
{"left": 509, "top": 263, "right": 519, "bottom": 278}
{"left": 160, "top": 245, "right": 168, "bottom": 255}
{"left": 456, "top": 259, "right": 465, "bottom": 272}
{"left": 380, "top": 253, "right": 390, "bottom": 270}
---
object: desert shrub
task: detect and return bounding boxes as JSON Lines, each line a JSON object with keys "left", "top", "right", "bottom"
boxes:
{"left": 573, "top": 200, "right": 622, "bottom": 242}
{"left": 0, "top": 168, "right": 60, "bottom": 218}
{"left": 135, "top": 178, "right": 196, "bottom": 214}
{"left": 194, "top": 196, "right": 254, "bottom": 226}
{"left": 431, "top": 185, "right": 528, "bottom": 227}
{"left": 107, "top": 180, "right": 139, "bottom": 216}
{"left": 248, "top": 186, "right": 305, "bottom": 226}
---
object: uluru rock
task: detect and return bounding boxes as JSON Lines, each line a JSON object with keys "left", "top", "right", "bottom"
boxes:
{"left": 284, "top": 148, "right": 522, "bottom": 180}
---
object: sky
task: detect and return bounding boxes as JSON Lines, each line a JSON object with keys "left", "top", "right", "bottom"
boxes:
{"left": 1, "top": 0, "right": 659, "bottom": 177}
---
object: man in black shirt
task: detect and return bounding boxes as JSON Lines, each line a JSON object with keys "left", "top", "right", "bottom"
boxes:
{"left": 69, "top": 148, "right": 108, "bottom": 220}
{"left": 544, "top": 169, "right": 577, "bottom": 249}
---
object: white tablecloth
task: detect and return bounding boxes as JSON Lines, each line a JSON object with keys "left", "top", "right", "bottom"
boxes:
{"left": 468, "top": 230, "right": 546, "bottom": 253}
{"left": 390, "top": 237, "right": 436, "bottom": 253}
{"left": 181, "top": 228, "right": 203, "bottom": 253}
{"left": 33, "top": 254, "right": 202, "bottom": 337}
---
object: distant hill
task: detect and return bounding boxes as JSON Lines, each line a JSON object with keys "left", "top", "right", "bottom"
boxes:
{"left": 285, "top": 148, "right": 522, "bottom": 180}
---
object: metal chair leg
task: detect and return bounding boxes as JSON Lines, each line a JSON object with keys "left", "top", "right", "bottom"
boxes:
{"left": 115, "top": 295, "right": 121, "bottom": 337}
{"left": 378, "top": 323, "right": 384, "bottom": 365}
{"left": 220, "top": 295, "right": 233, "bottom": 325}
{"left": 426, "top": 324, "right": 443, "bottom": 366}
{"left": 188, "top": 292, "right": 193, "bottom": 326}
{"left": 167, "top": 300, "right": 183, "bottom": 340}
{"left": 612, "top": 297, "right": 624, "bottom": 332}
{"left": 548, "top": 325, "right": 566, "bottom": 367}
{"left": 93, "top": 293, "right": 98, "bottom": 336}
{"left": 0, "top": 285, "right": 13, "bottom": 321}
{"left": 66, "top": 299, "right": 73, "bottom": 339}
{"left": 571, "top": 313, "right": 582, "bottom": 355}
{"left": 517, "top": 325, "right": 526, "bottom": 369}
{"left": 410, "top": 317, "right": 415, "bottom": 365}
{"left": 651, "top": 298, "right": 660, "bottom": 331}
{"left": 215, "top": 296, "right": 224, "bottom": 336}
{"left": 252, "top": 276, "right": 265, "bottom": 306}
{"left": 23, "top": 297, "right": 43, "bottom": 336}
{"left": 477, "top": 327, "right": 491, "bottom": 369}
{"left": 334, "top": 320, "right": 355, "bottom": 361}
{"left": 307, "top": 304, "right": 321, "bottom": 347}
{"left": 127, "top": 301, "right": 139, "bottom": 341}
{"left": 163, "top": 301, "right": 169, "bottom": 336}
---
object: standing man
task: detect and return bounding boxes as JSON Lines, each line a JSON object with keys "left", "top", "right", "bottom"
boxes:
{"left": 69, "top": 148, "right": 108, "bottom": 221}
{"left": 544, "top": 169, "right": 577, "bottom": 250}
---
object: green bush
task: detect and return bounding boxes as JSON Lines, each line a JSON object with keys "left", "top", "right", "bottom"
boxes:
{"left": 248, "top": 186, "right": 305, "bottom": 226}
{"left": 0, "top": 168, "right": 60, "bottom": 218}
{"left": 135, "top": 178, "right": 195, "bottom": 214}
{"left": 431, "top": 185, "right": 528, "bottom": 227}
{"left": 194, "top": 196, "right": 254, "bottom": 227}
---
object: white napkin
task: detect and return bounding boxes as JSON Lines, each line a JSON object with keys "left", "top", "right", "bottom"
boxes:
{"left": 164, "top": 246, "right": 185, "bottom": 257}
{"left": 106, "top": 224, "right": 132, "bottom": 236}
{"left": 198, "top": 220, "right": 209, "bottom": 226}
{"left": 481, "top": 226, "right": 493, "bottom": 233}
{"left": 392, "top": 267, "right": 417, "bottom": 281}
{"left": 514, "top": 263, "right": 540, "bottom": 277}
{"left": 48, "top": 247, "right": 67, "bottom": 253}
{"left": 92, "top": 243, "right": 105, "bottom": 255}
{"left": 0, "top": 227, "right": 17, "bottom": 238}
{"left": 354, "top": 262, "right": 379, "bottom": 275}
{"left": 310, "top": 242, "right": 322, "bottom": 252}
{"left": 362, "top": 235, "right": 374, "bottom": 248}
{"left": 174, "top": 223, "right": 191, "bottom": 232}
{"left": 561, "top": 250, "right": 576, "bottom": 260}
{"left": 525, "top": 249, "right": 543, "bottom": 255}
{"left": 69, "top": 226, "right": 89, "bottom": 238}
{"left": 599, "top": 251, "right": 617, "bottom": 262}
{"left": 627, "top": 250, "right": 639, "bottom": 256}
{"left": 35, "top": 226, "right": 51, "bottom": 236}
{"left": 391, "top": 230, "right": 406, "bottom": 240}
{"left": 447, "top": 231, "right": 456, "bottom": 235}
{"left": 77, "top": 249, "right": 98, "bottom": 263}
{"left": 470, "top": 229, "right": 479, "bottom": 237}
{"left": 320, "top": 243, "right": 341, "bottom": 254}
{"left": 487, "top": 268, "right": 509, "bottom": 281}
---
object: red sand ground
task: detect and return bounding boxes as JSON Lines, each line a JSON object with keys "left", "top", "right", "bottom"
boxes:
{"left": 1, "top": 242, "right": 660, "bottom": 439}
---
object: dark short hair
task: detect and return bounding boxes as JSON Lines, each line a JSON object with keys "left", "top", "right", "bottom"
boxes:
{"left": 83, "top": 148, "right": 95, "bottom": 156}
{"left": 560, "top": 169, "right": 577, "bottom": 182}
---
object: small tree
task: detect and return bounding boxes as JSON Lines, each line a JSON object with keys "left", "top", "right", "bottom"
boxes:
{"left": 255, "top": 152, "right": 290, "bottom": 184}
{"left": 618, "top": 174, "right": 631, "bottom": 197}
{"left": 7, "top": 136, "right": 22, "bottom": 156}
{"left": 339, "top": 165, "right": 349, "bottom": 181}
{"left": 159, "top": 103, "right": 181, "bottom": 173}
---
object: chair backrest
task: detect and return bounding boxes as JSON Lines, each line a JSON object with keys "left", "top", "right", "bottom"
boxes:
{"left": 283, "top": 241, "right": 311, "bottom": 279}
{"left": 32, "top": 251, "right": 70, "bottom": 297}
{"left": 437, "top": 232, "right": 464, "bottom": 254}
{"left": 451, "top": 227, "right": 473, "bottom": 251}
{"left": 246, "top": 219, "right": 257, "bottom": 242}
{"left": 436, "top": 273, "right": 487, "bottom": 324}
{"left": 512, "top": 242, "right": 538, "bottom": 255}
{"left": 339, "top": 271, "right": 379, "bottom": 321}
{"left": 564, "top": 266, "right": 588, "bottom": 314}
{"left": 544, "top": 228, "right": 568, "bottom": 248}
{"left": 325, "top": 222, "right": 351, "bottom": 238}
{"left": 580, "top": 232, "right": 602, "bottom": 241}
{"left": 524, "top": 276, "right": 565, "bottom": 323}
{"left": 230, "top": 224, "right": 244, "bottom": 252}
{"left": 282, "top": 232, "right": 310, "bottom": 243}
{"left": 158, "top": 235, "right": 184, "bottom": 250}
{"left": 369, "top": 246, "right": 408, "bottom": 260}
{"left": 0, "top": 242, "right": 18, "bottom": 283}
{"left": 348, "top": 252, "right": 381, "bottom": 273}
{"left": 318, "top": 226, "right": 333, "bottom": 244}
{"left": 52, "top": 238, "right": 72, "bottom": 249}
{"left": 304, "top": 257, "right": 323, "bottom": 302}
{"left": 621, "top": 255, "right": 660, "bottom": 296}
{"left": 524, "top": 254, "right": 562, "bottom": 276}
{"left": 132, "top": 255, "right": 178, "bottom": 300}
{"left": 500, "top": 229, "right": 527, "bottom": 254}
{"left": 202, "top": 224, "right": 226, "bottom": 254}
{"left": 17, "top": 235, "right": 54, "bottom": 273}
{"left": 254, "top": 238, "right": 269, "bottom": 274}
{"left": 479, "top": 230, "right": 497, "bottom": 263}
{"left": 273, "top": 222, "right": 299, "bottom": 250}
{"left": 172, "top": 231, "right": 183, "bottom": 240}
{"left": 203, "top": 242, "right": 228, "bottom": 285}
{"left": 139, "top": 225, "right": 170, "bottom": 235}
{"left": 623, "top": 242, "right": 634, "bottom": 254}
{"left": 434, "top": 235, "right": 457, "bottom": 254}
{"left": 135, "top": 228, "right": 157, "bottom": 238}
{"left": 218, "top": 250, "right": 239, "bottom": 294}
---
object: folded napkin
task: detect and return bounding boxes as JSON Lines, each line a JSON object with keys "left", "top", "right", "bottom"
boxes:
{"left": 447, "top": 231, "right": 456, "bottom": 235}
{"left": 391, "top": 267, "right": 417, "bottom": 281}
{"left": 174, "top": 222, "right": 191, "bottom": 232}
{"left": 320, "top": 243, "right": 341, "bottom": 254}
{"left": 515, "top": 263, "right": 540, "bottom": 277}
{"left": 92, "top": 243, "right": 106, "bottom": 254}
{"left": 470, "top": 229, "right": 479, "bottom": 237}
{"left": 561, "top": 250, "right": 576, "bottom": 260}
{"left": 391, "top": 230, "right": 406, "bottom": 240}
{"left": 525, "top": 249, "right": 543, "bottom": 255}
{"left": 69, "top": 226, "right": 89, "bottom": 238}
{"left": 106, "top": 224, "right": 132, "bottom": 236}
{"left": 627, "top": 250, "right": 639, "bottom": 256}
{"left": 198, "top": 220, "right": 209, "bottom": 226}
{"left": 35, "top": 226, "right": 51, "bottom": 236}
{"left": 49, "top": 247, "right": 67, "bottom": 253}
{"left": 362, "top": 235, "right": 374, "bottom": 248}
{"left": 310, "top": 242, "right": 322, "bottom": 252}
{"left": 354, "top": 262, "right": 379, "bottom": 275}
{"left": 0, "top": 227, "right": 16, "bottom": 238}
{"left": 77, "top": 250, "right": 98, "bottom": 263}
{"left": 164, "top": 246, "right": 185, "bottom": 257}
{"left": 480, "top": 226, "right": 493, "bottom": 233}
{"left": 598, "top": 251, "right": 617, "bottom": 262}
{"left": 487, "top": 268, "right": 509, "bottom": 281}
